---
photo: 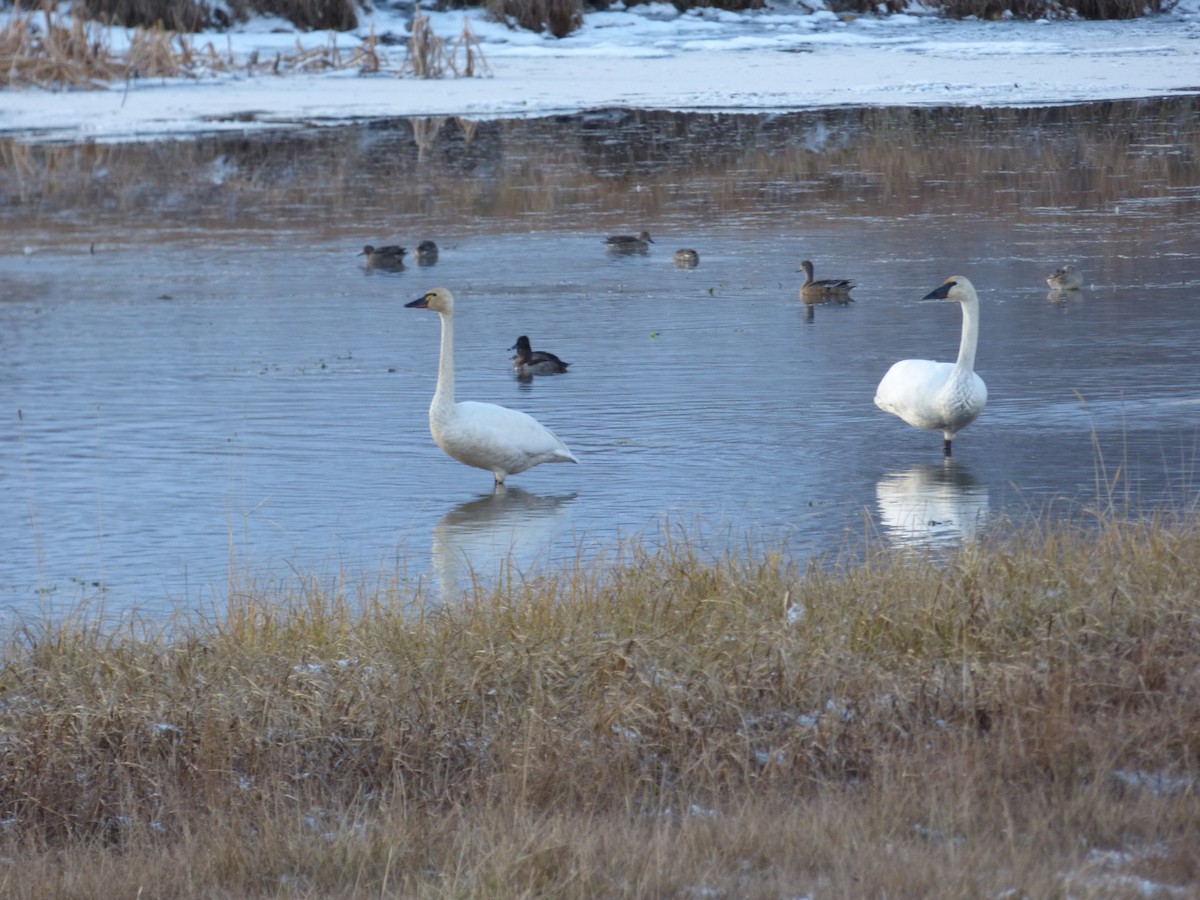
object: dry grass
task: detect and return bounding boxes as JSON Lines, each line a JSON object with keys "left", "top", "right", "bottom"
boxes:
{"left": 11, "top": 0, "right": 1171, "bottom": 51}
{"left": 235, "top": 0, "right": 359, "bottom": 31}
{"left": 664, "top": 0, "right": 1169, "bottom": 16}
{"left": 402, "top": 9, "right": 490, "bottom": 78}
{"left": 933, "top": 0, "right": 1174, "bottom": 17}
{"left": 73, "top": 0, "right": 357, "bottom": 32}
{"left": 0, "top": 6, "right": 125, "bottom": 88}
{"left": 1, "top": 513, "right": 1198, "bottom": 897}
{"left": 79, "top": 0, "right": 229, "bottom": 31}
{"left": 489, "top": 0, "right": 1169, "bottom": 21}
{"left": 0, "top": 6, "right": 487, "bottom": 87}
{"left": 0, "top": 0, "right": 1176, "bottom": 85}
{"left": 0, "top": 6, "right": 351, "bottom": 86}
{"left": 486, "top": 0, "right": 583, "bottom": 38}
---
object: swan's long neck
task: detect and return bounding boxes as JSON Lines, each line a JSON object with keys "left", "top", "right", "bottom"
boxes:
{"left": 954, "top": 298, "right": 980, "bottom": 374}
{"left": 432, "top": 309, "right": 456, "bottom": 416}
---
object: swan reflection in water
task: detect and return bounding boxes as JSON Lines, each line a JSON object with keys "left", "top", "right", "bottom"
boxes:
{"left": 875, "top": 462, "right": 989, "bottom": 548}
{"left": 431, "top": 486, "right": 578, "bottom": 601}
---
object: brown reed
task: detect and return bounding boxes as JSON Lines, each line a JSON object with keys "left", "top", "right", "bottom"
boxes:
{"left": 935, "top": 0, "right": 1170, "bottom": 16}
{"left": 402, "top": 7, "right": 445, "bottom": 78}
{"left": 0, "top": 6, "right": 121, "bottom": 89}
{"left": 0, "top": 5, "right": 435, "bottom": 87}
{"left": 485, "top": 0, "right": 583, "bottom": 38}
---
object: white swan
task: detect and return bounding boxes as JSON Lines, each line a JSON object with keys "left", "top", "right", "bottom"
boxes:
{"left": 405, "top": 288, "right": 579, "bottom": 485}
{"left": 874, "top": 276, "right": 988, "bottom": 458}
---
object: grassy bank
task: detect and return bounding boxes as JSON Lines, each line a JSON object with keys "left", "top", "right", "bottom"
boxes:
{"left": 1, "top": 513, "right": 1198, "bottom": 897}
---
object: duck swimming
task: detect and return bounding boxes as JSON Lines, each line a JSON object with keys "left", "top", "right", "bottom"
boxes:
{"left": 510, "top": 335, "right": 570, "bottom": 377}
{"left": 415, "top": 240, "right": 439, "bottom": 265}
{"left": 799, "top": 260, "right": 855, "bottom": 299}
{"left": 405, "top": 288, "right": 579, "bottom": 485}
{"left": 605, "top": 231, "right": 654, "bottom": 252}
{"left": 1045, "top": 265, "right": 1082, "bottom": 291}
{"left": 360, "top": 244, "right": 406, "bottom": 269}
{"left": 674, "top": 248, "right": 700, "bottom": 268}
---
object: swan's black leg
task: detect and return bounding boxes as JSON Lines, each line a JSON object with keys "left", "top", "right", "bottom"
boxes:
{"left": 943, "top": 438, "right": 953, "bottom": 458}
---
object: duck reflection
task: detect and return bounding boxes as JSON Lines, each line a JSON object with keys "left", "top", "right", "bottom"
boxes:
{"left": 1047, "top": 287, "right": 1084, "bottom": 305}
{"left": 875, "top": 462, "right": 989, "bottom": 547}
{"left": 801, "top": 294, "right": 853, "bottom": 324}
{"left": 431, "top": 486, "right": 578, "bottom": 601}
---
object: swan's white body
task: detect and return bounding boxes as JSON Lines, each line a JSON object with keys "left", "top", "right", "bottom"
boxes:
{"left": 875, "top": 276, "right": 987, "bottom": 457}
{"left": 406, "top": 288, "right": 579, "bottom": 484}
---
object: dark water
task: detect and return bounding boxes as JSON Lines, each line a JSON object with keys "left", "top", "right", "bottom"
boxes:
{"left": 2, "top": 101, "right": 1199, "bottom": 620}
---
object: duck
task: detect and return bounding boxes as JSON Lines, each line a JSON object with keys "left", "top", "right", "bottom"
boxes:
{"left": 674, "top": 248, "right": 700, "bottom": 268}
{"left": 360, "top": 244, "right": 406, "bottom": 269}
{"left": 510, "top": 335, "right": 570, "bottom": 377}
{"left": 604, "top": 231, "right": 654, "bottom": 252}
{"left": 799, "top": 260, "right": 855, "bottom": 299}
{"left": 1045, "top": 265, "right": 1082, "bottom": 291}
{"left": 415, "top": 240, "right": 439, "bottom": 265}
{"left": 405, "top": 288, "right": 579, "bottom": 485}
{"left": 874, "top": 276, "right": 988, "bottom": 459}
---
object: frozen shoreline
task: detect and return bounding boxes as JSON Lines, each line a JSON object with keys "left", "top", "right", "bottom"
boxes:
{"left": 2, "top": 3, "right": 1199, "bottom": 143}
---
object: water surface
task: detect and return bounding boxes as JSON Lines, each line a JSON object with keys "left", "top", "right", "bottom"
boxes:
{"left": 2, "top": 100, "right": 1198, "bottom": 620}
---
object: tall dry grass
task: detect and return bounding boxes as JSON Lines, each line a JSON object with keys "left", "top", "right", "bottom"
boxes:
{"left": 0, "top": 6, "right": 357, "bottom": 86}
{"left": 7, "top": 0, "right": 1171, "bottom": 47}
{"left": 237, "top": 0, "right": 359, "bottom": 31}
{"left": 485, "top": 0, "right": 583, "bottom": 38}
{"left": 0, "top": 6, "right": 486, "bottom": 87}
{"left": 0, "top": 6, "right": 126, "bottom": 88}
{"left": 79, "top": 0, "right": 229, "bottom": 31}
{"left": 0, "top": 513, "right": 1197, "bottom": 897}
{"left": 934, "top": 0, "right": 1174, "bottom": 17}
{"left": 76, "top": 0, "right": 357, "bottom": 32}
{"left": 402, "top": 9, "right": 489, "bottom": 78}
{"left": 614, "top": 0, "right": 1163, "bottom": 17}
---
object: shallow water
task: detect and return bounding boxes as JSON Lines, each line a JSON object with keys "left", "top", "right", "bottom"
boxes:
{"left": 2, "top": 100, "right": 1199, "bottom": 620}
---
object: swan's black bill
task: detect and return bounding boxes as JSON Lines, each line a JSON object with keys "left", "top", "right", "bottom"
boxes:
{"left": 923, "top": 280, "right": 957, "bottom": 301}
{"left": 405, "top": 294, "right": 431, "bottom": 308}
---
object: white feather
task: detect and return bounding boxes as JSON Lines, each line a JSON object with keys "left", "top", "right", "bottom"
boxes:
{"left": 875, "top": 276, "right": 988, "bottom": 457}
{"left": 406, "top": 288, "right": 579, "bottom": 485}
